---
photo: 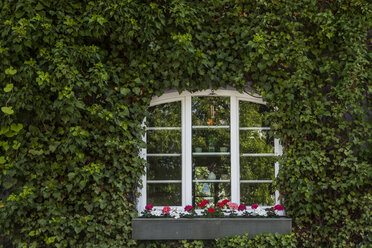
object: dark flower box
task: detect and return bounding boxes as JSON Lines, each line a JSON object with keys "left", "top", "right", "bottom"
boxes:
{"left": 132, "top": 218, "right": 292, "bottom": 240}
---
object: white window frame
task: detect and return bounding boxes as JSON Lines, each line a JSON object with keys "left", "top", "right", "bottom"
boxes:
{"left": 137, "top": 89, "right": 282, "bottom": 213}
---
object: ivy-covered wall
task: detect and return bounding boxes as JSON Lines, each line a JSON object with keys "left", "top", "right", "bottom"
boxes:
{"left": 0, "top": 0, "right": 370, "bottom": 247}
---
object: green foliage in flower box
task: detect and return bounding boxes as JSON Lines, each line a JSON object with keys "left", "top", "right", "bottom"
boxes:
{"left": 0, "top": 0, "right": 370, "bottom": 247}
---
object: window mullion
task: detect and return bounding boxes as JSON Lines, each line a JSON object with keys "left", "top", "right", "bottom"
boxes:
{"left": 184, "top": 96, "right": 193, "bottom": 206}
{"left": 274, "top": 138, "right": 283, "bottom": 205}
{"left": 138, "top": 118, "right": 147, "bottom": 213}
{"left": 230, "top": 96, "right": 239, "bottom": 204}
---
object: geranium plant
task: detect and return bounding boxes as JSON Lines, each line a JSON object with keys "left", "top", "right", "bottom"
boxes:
{"left": 140, "top": 200, "right": 286, "bottom": 219}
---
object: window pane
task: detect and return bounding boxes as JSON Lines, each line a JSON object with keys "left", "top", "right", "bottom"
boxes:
{"left": 193, "top": 182, "right": 230, "bottom": 206}
{"left": 192, "top": 96, "right": 230, "bottom": 126}
{"left": 240, "top": 130, "right": 274, "bottom": 153}
{"left": 240, "top": 184, "right": 275, "bottom": 206}
{"left": 193, "top": 156, "right": 231, "bottom": 180}
{"left": 192, "top": 129, "right": 230, "bottom": 153}
{"left": 147, "top": 157, "right": 181, "bottom": 180}
{"left": 147, "top": 130, "right": 181, "bottom": 153}
{"left": 148, "top": 101, "right": 181, "bottom": 127}
{"left": 239, "top": 101, "right": 270, "bottom": 127}
{"left": 147, "top": 183, "right": 181, "bottom": 206}
{"left": 240, "top": 157, "right": 276, "bottom": 180}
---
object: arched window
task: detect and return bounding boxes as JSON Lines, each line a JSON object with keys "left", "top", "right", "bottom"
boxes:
{"left": 137, "top": 88, "right": 282, "bottom": 212}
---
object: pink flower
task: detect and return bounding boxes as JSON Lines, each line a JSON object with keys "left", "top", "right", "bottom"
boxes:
{"left": 251, "top": 204, "right": 259, "bottom": 209}
{"left": 238, "top": 204, "right": 246, "bottom": 211}
{"left": 162, "top": 206, "right": 171, "bottom": 214}
{"left": 274, "top": 204, "right": 284, "bottom": 211}
{"left": 184, "top": 205, "right": 193, "bottom": 211}
{"left": 208, "top": 208, "right": 215, "bottom": 213}
{"left": 227, "top": 202, "right": 238, "bottom": 210}
{"left": 145, "top": 204, "right": 153, "bottom": 211}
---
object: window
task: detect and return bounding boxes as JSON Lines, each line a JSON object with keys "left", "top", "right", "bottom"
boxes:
{"left": 137, "top": 89, "right": 282, "bottom": 212}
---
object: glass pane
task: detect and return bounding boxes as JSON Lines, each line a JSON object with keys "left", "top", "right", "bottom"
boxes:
{"left": 240, "top": 157, "right": 276, "bottom": 180}
{"left": 193, "top": 182, "right": 230, "bottom": 206}
{"left": 147, "top": 130, "right": 181, "bottom": 153}
{"left": 147, "top": 157, "right": 181, "bottom": 180}
{"left": 192, "top": 96, "right": 230, "bottom": 126}
{"left": 240, "top": 130, "right": 274, "bottom": 153}
{"left": 147, "top": 183, "right": 181, "bottom": 206}
{"left": 239, "top": 101, "right": 270, "bottom": 127}
{"left": 240, "top": 184, "right": 275, "bottom": 206}
{"left": 148, "top": 101, "right": 181, "bottom": 127}
{"left": 192, "top": 129, "right": 230, "bottom": 153}
{"left": 193, "top": 156, "right": 231, "bottom": 180}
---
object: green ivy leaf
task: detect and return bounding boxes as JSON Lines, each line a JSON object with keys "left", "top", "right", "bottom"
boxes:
{"left": 4, "top": 83, "right": 13, "bottom": 92}
{"left": 1, "top": 106, "right": 14, "bottom": 115}
{"left": 10, "top": 123, "right": 23, "bottom": 132}
{"left": 5, "top": 67, "right": 17, "bottom": 75}
{"left": 120, "top": 88, "right": 131, "bottom": 96}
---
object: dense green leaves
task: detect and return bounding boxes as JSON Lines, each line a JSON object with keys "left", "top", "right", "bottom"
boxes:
{"left": 0, "top": 0, "right": 371, "bottom": 247}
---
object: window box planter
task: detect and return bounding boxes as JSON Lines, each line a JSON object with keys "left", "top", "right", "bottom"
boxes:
{"left": 132, "top": 218, "right": 292, "bottom": 240}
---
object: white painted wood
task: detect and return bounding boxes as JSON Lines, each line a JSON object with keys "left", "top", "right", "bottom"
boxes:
{"left": 231, "top": 95, "right": 239, "bottom": 204}
{"left": 137, "top": 118, "right": 147, "bottom": 214}
{"left": 192, "top": 125, "right": 230, "bottom": 129}
{"left": 147, "top": 180, "right": 182, "bottom": 183}
{"left": 185, "top": 95, "right": 193, "bottom": 206}
{"left": 192, "top": 180, "right": 230, "bottom": 183}
{"left": 274, "top": 138, "right": 283, "bottom": 205}
{"left": 146, "top": 127, "right": 182, "bottom": 130}
{"left": 146, "top": 153, "right": 181, "bottom": 157}
{"left": 240, "top": 180, "right": 273, "bottom": 183}
{"left": 241, "top": 153, "right": 277, "bottom": 157}
{"left": 239, "top": 127, "right": 271, "bottom": 130}
{"left": 192, "top": 152, "right": 230, "bottom": 156}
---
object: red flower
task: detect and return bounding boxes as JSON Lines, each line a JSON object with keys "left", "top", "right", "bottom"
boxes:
{"left": 238, "top": 204, "right": 246, "bottom": 211}
{"left": 145, "top": 204, "right": 153, "bottom": 211}
{"left": 184, "top": 205, "right": 193, "bottom": 211}
{"left": 251, "top": 204, "right": 258, "bottom": 210}
{"left": 221, "top": 199, "right": 230, "bottom": 204}
{"left": 216, "top": 202, "right": 224, "bottom": 208}
{"left": 208, "top": 208, "right": 215, "bottom": 213}
{"left": 162, "top": 206, "right": 171, "bottom": 214}
{"left": 274, "top": 204, "right": 284, "bottom": 211}
{"left": 197, "top": 199, "right": 209, "bottom": 208}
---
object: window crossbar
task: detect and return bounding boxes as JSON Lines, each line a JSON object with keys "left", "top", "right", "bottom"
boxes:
{"left": 241, "top": 153, "right": 277, "bottom": 157}
{"left": 240, "top": 180, "right": 273, "bottom": 183}
{"left": 147, "top": 153, "right": 181, "bottom": 157}
{"left": 239, "top": 127, "right": 271, "bottom": 130}
{"left": 146, "top": 127, "right": 181, "bottom": 130}
{"left": 147, "top": 180, "right": 182, "bottom": 183}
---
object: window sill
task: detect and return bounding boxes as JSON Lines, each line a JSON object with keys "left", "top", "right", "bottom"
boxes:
{"left": 132, "top": 218, "right": 292, "bottom": 240}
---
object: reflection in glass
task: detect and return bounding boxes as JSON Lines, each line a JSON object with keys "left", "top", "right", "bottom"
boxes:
{"left": 193, "top": 182, "right": 230, "bottom": 205}
{"left": 147, "top": 130, "right": 181, "bottom": 154}
{"left": 147, "top": 157, "right": 181, "bottom": 180}
{"left": 240, "top": 130, "right": 274, "bottom": 153}
{"left": 192, "top": 97, "right": 230, "bottom": 126}
{"left": 148, "top": 101, "right": 181, "bottom": 127}
{"left": 239, "top": 101, "right": 270, "bottom": 127}
{"left": 240, "top": 157, "right": 276, "bottom": 180}
{"left": 147, "top": 183, "right": 181, "bottom": 206}
{"left": 193, "top": 156, "right": 230, "bottom": 180}
{"left": 193, "top": 129, "right": 230, "bottom": 152}
{"left": 240, "top": 183, "right": 275, "bottom": 206}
